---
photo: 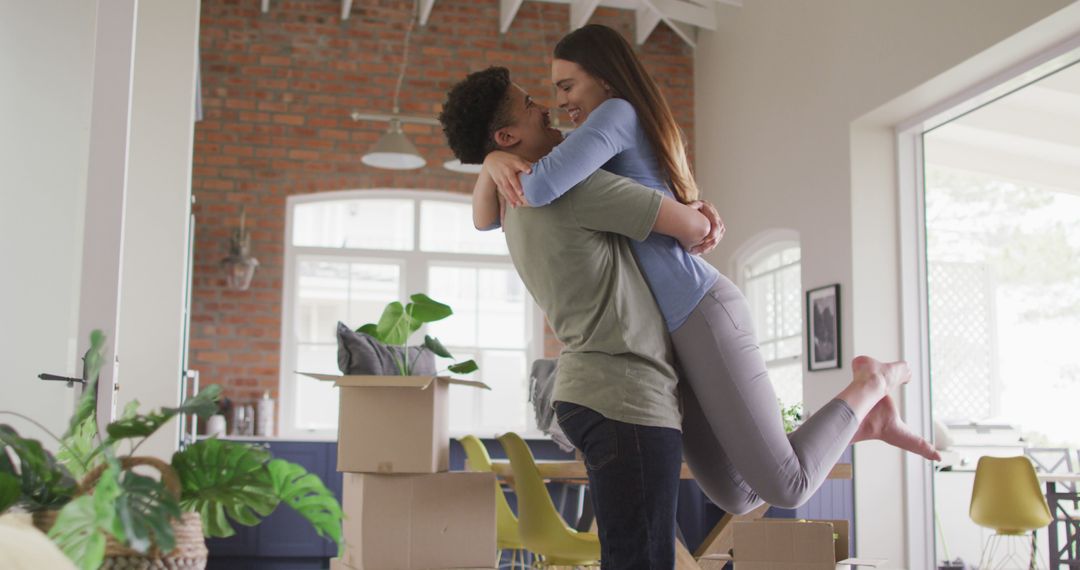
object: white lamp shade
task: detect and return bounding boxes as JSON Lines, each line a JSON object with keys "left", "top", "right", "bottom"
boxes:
{"left": 442, "top": 159, "right": 483, "bottom": 174}
{"left": 362, "top": 119, "right": 425, "bottom": 170}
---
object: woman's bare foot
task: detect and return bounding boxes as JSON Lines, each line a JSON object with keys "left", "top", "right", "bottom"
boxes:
{"left": 851, "top": 355, "right": 912, "bottom": 396}
{"left": 852, "top": 394, "right": 941, "bottom": 461}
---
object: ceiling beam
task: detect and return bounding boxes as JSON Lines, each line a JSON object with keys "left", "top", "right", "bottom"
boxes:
{"left": 500, "top": 0, "right": 525, "bottom": 33}
{"left": 635, "top": 5, "right": 661, "bottom": 45}
{"left": 570, "top": 0, "right": 602, "bottom": 29}
{"left": 638, "top": 0, "right": 697, "bottom": 48}
{"left": 650, "top": 0, "right": 717, "bottom": 31}
{"left": 340, "top": 0, "right": 353, "bottom": 20}
{"left": 419, "top": 0, "right": 436, "bottom": 25}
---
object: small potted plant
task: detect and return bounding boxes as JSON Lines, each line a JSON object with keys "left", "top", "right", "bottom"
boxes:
{"left": 339, "top": 293, "right": 478, "bottom": 376}
{"left": 0, "top": 331, "right": 343, "bottom": 570}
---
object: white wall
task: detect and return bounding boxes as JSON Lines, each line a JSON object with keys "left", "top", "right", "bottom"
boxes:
{"left": 117, "top": 0, "right": 201, "bottom": 460}
{"left": 0, "top": 0, "right": 99, "bottom": 444}
{"left": 694, "top": 1, "right": 1077, "bottom": 567}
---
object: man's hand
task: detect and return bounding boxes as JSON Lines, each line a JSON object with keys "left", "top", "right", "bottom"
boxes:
{"left": 484, "top": 151, "right": 532, "bottom": 208}
{"left": 687, "top": 200, "right": 724, "bottom": 255}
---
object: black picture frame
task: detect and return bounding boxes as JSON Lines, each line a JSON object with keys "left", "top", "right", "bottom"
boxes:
{"left": 806, "top": 284, "right": 841, "bottom": 371}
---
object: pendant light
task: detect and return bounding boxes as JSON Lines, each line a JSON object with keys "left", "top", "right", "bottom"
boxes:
{"left": 361, "top": 1, "right": 424, "bottom": 170}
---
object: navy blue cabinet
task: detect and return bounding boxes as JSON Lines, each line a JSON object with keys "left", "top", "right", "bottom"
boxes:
{"left": 206, "top": 439, "right": 855, "bottom": 566}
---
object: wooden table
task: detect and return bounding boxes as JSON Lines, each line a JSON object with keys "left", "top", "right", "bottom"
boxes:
{"left": 1039, "top": 473, "right": 1080, "bottom": 569}
{"left": 490, "top": 460, "right": 853, "bottom": 569}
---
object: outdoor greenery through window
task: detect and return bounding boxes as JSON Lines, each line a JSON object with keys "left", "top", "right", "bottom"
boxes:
{"left": 742, "top": 244, "right": 803, "bottom": 408}
{"left": 282, "top": 191, "right": 540, "bottom": 437}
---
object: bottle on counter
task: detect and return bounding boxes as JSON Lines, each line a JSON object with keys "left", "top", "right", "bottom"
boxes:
{"left": 256, "top": 390, "right": 275, "bottom": 437}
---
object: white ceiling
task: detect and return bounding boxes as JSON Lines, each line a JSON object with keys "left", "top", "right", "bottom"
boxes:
{"left": 925, "top": 62, "right": 1080, "bottom": 196}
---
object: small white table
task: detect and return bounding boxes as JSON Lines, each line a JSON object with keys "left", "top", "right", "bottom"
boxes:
{"left": 1038, "top": 473, "right": 1080, "bottom": 569}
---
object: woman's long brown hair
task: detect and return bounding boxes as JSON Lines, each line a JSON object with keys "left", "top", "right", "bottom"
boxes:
{"left": 554, "top": 24, "right": 699, "bottom": 204}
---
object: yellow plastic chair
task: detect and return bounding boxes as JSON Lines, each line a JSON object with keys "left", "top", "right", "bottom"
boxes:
{"left": 497, "top": 432, "right": 600, "bottom": 568}
{"left": 458, "top": 435, "right": 530, "bottom": 569}
{"left": 969, "top": 455, "right": 1053, "bottom": 569}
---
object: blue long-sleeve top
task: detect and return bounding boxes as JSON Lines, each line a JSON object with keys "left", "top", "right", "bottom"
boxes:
{"left": 515, "top": 97, "right": 719, "bottom": 331}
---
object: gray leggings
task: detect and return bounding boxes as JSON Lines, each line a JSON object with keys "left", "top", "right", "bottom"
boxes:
{"left": 673, "top": 275, "right": 858, "bottom": 513}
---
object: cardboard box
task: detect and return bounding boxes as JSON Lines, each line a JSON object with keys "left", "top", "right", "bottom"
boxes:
{"left": 300, "top": 374, "right": 489, "bottom": 473}
{"left": 340, "top": 471, "right": 497, "bottom": 570}
{"left": 729, "top": 519, "right": 884, "bottom": 570}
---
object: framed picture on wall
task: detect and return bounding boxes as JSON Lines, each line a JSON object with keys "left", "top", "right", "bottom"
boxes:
{"left": 807, "top": 284, "right": 841, "bottom": 371}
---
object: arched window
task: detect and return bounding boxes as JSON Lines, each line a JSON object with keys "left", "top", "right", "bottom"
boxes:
{"left": 740, "top": 241, "right": 803, "bottom": 407}
{"left": 281, "top": 190, "right": 543, "bottom": 437}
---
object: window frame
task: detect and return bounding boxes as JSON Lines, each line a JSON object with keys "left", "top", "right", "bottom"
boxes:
{"left": 279, "top": 189, "right": 546, "bottom": 439}
{"left": 734, "top": 234, "right": 803, "bottom": 405}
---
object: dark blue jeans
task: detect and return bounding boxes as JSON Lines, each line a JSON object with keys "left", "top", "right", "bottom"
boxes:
{"left": 554, "top": 401, "right": 682, "bottom": 570}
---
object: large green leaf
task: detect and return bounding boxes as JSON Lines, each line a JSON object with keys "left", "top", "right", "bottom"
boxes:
{"left": 423, "top": 335, "right": 453, "bottom": 359}
{"left": 0, "top": 472, "right": 19, "bottom": 513}
{"left": 116, "top": 472, "right": 180, "bottom": 554}
{"left": 106, "top": 385, "right": 221, "bottom": 442}
{"left": 0, "top": 424, "right": 77, "bottom": 510}
{"left": 447, "top": 360, "right": 479, "bottom": 375}
{"left": 66, "top": 329, "right": 107, "bottom": 439}
{"left": 267, "top": 459, "right": 343, "bottom": 554}
{"left": 375, "top": 302, "right": 414, "bottom": 345}
{"left": 172, "top": 439, "right": 279, "bottom": 538}
{"left": 56, "top": 412, "right": 103, "bottom": 480}
{"left": 48, "top": 463, "right": 122, "bottom": 570}
{"left": 355, "top": 323, "right": 379, "bottom": 337}
{"left": 407, "top": 294, "right": 453, "bottom": 324}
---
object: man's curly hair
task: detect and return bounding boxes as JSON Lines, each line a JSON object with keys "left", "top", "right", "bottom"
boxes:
{"left": 439, "top": 66, "right": 514, "bottom": 165}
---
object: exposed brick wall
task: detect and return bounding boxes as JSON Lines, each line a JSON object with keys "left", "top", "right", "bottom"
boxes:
{"left": 191, "top": 0, "right": 695, "bottom": 410}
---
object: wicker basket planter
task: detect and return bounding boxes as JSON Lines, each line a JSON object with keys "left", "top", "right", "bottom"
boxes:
{"left": 33, "top": 457, "right": 208, "bottom": 570}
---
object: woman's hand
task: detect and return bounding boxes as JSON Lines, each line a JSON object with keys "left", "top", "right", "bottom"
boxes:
{"left": 484, "top": 151, "right": 532, "bottom": 208}
{"left": 687, "top": 200, "right": 724, "bottom": 255}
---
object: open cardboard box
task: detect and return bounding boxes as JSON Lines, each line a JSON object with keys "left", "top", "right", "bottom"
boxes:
{"left": 339, "top": 471, "right": 497, "bottom": 570}
{"left": 698, "top": 519, "right": 885, "bottom": 569}
{"left": 299, "top": 373, "right": 490, "bottom": 473}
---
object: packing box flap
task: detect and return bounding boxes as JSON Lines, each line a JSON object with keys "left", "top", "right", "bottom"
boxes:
{"left": 298, "top": 372, "right": 490, "bottom": 390}
{"left": 734, "top": 519, "right": 849, "bottom": 565}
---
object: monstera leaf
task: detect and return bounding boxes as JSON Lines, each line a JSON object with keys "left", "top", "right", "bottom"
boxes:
{"left": 106, "top": 385, "right": 221, "bottom": 442}
{"left": 267, "top": 459, "right": 343, "bottom": 554}
{"left": 48, "top": 463, "right": 123, "bottom": 570}
{"left": 0, "top": 472, "right": 19, "bottom": 513}
{"left": 0, "top": 424, "right": 77, "bottom": 511}
{"left": 172, "top": 439, "right": 279, "bottom": 538}
{"left": 115, "top": 471, "right": 181, "bottom": 554}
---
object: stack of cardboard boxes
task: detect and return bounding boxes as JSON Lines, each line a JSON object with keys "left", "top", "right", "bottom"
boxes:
{"left": 302, "top": 373, "right": 497, "bottom": 570}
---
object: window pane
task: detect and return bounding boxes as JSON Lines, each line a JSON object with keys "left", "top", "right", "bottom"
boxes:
{"left": 448, "top": 350, "right": 479, "bottom": 434}
{"left": 420, "top": 201, "right": 508, "bottom": 255}
{"left": 295, "top": 344, "right": 339, "bottom": 431}
{"left": 779, "top": 265, "right": 802, "bottom": 339}
{"left": 347, "top": 263, "right": 402, "bottom": 327}
{"left": 776, "top": 336, "right": 802, "bottom": 360}
{"left": 781, "top": 247, "right": 801, "bottom": 265}
{"left": 427, "top": 266, "right": 479, "bottom": 346}
{"left": 296, "top": 259, "right": 399, "bottom": 342}
{"left": 746, "top": 275, "right": 771, "bottom": 340}
{"left": 769, "top": 361, "right": 803, "bottom": 407}
{"left": 476, "top": 350, "right": 528, "bottom": 432}
{"left": 477, "top": 268, "right": 528, "bottom": 349}
{"left": 293, "top": 199, "right": 414, "bottom": 250}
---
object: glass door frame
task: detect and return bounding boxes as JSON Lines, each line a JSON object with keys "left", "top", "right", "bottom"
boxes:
{"left": 895, "top": 35, "right": 1080, "bottom": 570}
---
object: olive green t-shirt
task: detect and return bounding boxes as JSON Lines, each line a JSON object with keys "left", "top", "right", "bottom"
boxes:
{"left": 503, "top": 169, "right": 681, "bottom": 430}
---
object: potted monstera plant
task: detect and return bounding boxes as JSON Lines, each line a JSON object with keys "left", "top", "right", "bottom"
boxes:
{"left": 0, "top": 331, "right": 343, "bottom": 570}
